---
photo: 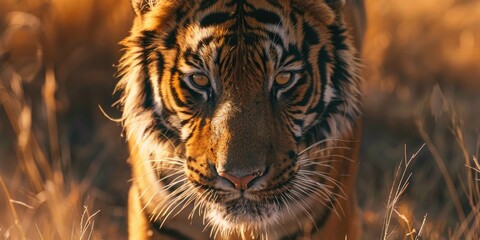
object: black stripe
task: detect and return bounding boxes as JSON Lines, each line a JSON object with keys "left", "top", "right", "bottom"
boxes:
{"left": 164, "top": 28, "right": 178, "bottom": 49}
{"left": 200, "top": 12, "right": 232, "bottom": 27}
{"left": 331, "top": 56, "right": 351, "bottom": 94}
{"left": 287, "top": 109, "right": 303, "bottom": 115}
{"left": 244, "top": 32, "right": 260, "bottom": 44}
{"left": 183, "top": 48, "right": 203, "bottom": 69}
{"left": 330, "top": 25, "right": 352, "bottom": 95}
{"left": 141, "top": 75, "right": 154, "bottom": 109}
{"left": 289, "top": 11, "right": 298, "bottom": 26}
{"left": 170, "top": 75, "right": 188, "bottom": 108}
{"left": 292, "top": 118, "right": 304, "bottom": 127}
{"left": 286, "top": 120, "right": 301, "bottom": 142}
{"left": 156, "top": 52, "right": 165, "bottom": 93}
{"left": 197, "top": 35, "right": 215, "bottom": 50}
{"left": 168, "top": 46, "right": 187, "bottom": 108}
{"left": 288, "top": 76, "right": 311, "bottom": 106}
{"left": 179, "top": 77, "right": 205, "bottom": 101}
{"left": 200, "top": 0, "right": 217, "bottom": 9}
{"left": 248, "top": 9, "right": 282, "bottom": 25}
{"left": 199, "top": 113, "right": 208, "bottom": 129}
{"left": 140, "top": 31, "right": 157, "bottom": 109}
{"left": 329, "top": 25, "right": 349, "bottom": 50}
{"left": 303, "top": 22, "right": 319, "bottom": 45}
{"left": 306, "top": 47, "right": 329, "bottom": 115}
{"left": 266, "top": 31, "right": 285, "bottom": 48}
{"left": 286, "top": 44, "right": 301, "bottom": 62}
{"left": 225, "top": 33, "right": 238, "bottom": 46}
{"left": 152, "top": 51, "right": 180, "bottom": 141}
{"left": 318, "top": 47, "right": 329, "bottom": 101}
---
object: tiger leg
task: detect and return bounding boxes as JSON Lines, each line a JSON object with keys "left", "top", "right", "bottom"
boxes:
{"left": 128, "top": 184, "right": 154, "bottom": 240}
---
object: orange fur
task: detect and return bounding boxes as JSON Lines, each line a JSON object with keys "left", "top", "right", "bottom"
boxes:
{"left": 118, "top": 1, "right": 365, "bottom": 239}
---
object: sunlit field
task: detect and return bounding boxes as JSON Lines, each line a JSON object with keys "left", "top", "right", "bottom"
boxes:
{"left": 0, "top": 0, "right": 478, "bottom": 239}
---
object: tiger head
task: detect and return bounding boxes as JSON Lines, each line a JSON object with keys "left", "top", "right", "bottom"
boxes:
{"left": 118, "top": 0, "right": 361, "bottom": 237}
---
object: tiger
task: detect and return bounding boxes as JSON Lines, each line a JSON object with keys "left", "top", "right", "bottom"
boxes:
{"left": 116, "top": 0, "right": 365, "bottom": 239}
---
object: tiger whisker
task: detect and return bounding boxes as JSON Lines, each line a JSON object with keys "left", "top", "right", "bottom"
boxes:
{"left": 298, "top": 154, "right": 355, "bottom": 163}
{"left": 293, "top": 178, "right": 341, "bottom": 204}
{"left": 146, "top": 159, "right": 184, "bottom": 166}
{"left": 159, "top": 186, "right": 198, "bottom": 226}
{"left": 296, "top": 172, "right": 347, "bottom": 200}
{"left": 297, "top": 159, "right": 337, "bottom": 168}
{"left": 139, "top": 189, "right": 158, "bottom": 214}
{"left": 146, "top": 156, "right": 185, "bottom": 165}
{"left": 287, "top": 188, "right": 316, "bottom": 224}
{"left": 188, "top": 188, "right": 212, "bottom": 220}
{"left": 130, "top": 165, "right": 182, "bottom": 186}
{"left": 292, "top": 177, "right": 344, "bottom": 218}
{"left": 298, "top": 169, "right": 346, "bottom": 192}
{"left": 159, "top": 176, "right": 188, "bottom": 192}
{"left": 293, "top": 177, "right": 343, "bottom": 201}
{"left": 279, "top": 195, "right": 302, "bottom": 228}
{"left": 149, "top": 183, "right": 187, "bottom": 217}
{"left": 291, "top": 178, "right": 334, "bottom": 202}
{"left": 151, "top": 183, "right": 190, "bottom": 223}
{"left": 309, "top": 146, "right": 352, "bottom": 155}
{"left": 297, "top": 146, "right": 353, "bottom": 159}
{"left": 298, "top": 138, "right": 355, "bottom": 155}
{"left": 172, "top": 186, "right": 199, "bottom": 216}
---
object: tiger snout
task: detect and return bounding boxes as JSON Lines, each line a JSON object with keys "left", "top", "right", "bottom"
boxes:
{"left": 216, "top": 165, "right": 267, "bottom": 191}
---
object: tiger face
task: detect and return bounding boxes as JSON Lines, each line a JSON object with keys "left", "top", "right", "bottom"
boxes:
{"left": 118, "top": 0, "right": 361, "bottom": 238}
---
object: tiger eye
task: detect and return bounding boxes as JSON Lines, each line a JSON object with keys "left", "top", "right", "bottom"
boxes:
{"left": 191, "top": 74, "right": 210, "bottom": 87}
{"left": 274, "top": 72, "right": 293, "bottom": 86}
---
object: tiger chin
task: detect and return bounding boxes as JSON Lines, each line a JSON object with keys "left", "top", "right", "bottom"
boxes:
{"left": 116, "top": 0, "right": 365, "bottom": 239}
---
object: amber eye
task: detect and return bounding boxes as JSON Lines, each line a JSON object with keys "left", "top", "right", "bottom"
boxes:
{"left": 190, "top": 73, "right": 210, "bottom": 88}
{"left": 274, "top": 72, "right": 293, "bottom": 86}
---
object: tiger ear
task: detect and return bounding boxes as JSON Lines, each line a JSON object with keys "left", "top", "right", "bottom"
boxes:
{"left": 131, "top": 0, "right": 157, "bottom": 15}
{"left": 325, "top": 0, "right": 346, "bottom": 12}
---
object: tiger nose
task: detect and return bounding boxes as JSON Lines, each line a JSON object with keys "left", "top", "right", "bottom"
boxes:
{"left": 218, "top": 170, "right": 265, "bottom": 190}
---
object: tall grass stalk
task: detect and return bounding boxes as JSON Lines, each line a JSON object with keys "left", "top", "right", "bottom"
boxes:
{"left": 381, "top": 144, "right": 426, "bottom": 240}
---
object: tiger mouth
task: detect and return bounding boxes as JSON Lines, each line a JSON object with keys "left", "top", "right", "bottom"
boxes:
{"left": 199, "top": 178, "right": 299, "bottom": 224}
{"left": 206, "top": 197, "right": 282, "bottom": 227}
{"left": 157, "top": 160, "right": 305, "bottom": 226}
{"left": 223, "top": 198, "right": 275, "bottom": 220}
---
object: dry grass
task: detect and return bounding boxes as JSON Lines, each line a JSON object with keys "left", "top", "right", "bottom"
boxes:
{"left": 0, "top": 0, "right": 479, "bottom": 239}
{"left": 381, "top": 144, "right": 426, "bottom": 240}
{"left": 0, "top": 0, "right": 131, "bottom": 239}
{"left": 361, "top": 0, "right": 480, "bottom": 239}
{"left": 0, "top": 45, "right": 100, "bottom": 239}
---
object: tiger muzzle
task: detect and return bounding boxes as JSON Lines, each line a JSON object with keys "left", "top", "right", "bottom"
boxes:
{"left": 217, "top": 168, "right": 266, "bottom": 190}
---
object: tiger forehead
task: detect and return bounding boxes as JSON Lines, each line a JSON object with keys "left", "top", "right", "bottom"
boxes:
{"left": 144, "top": 0, "right": 335, "bottom": 33}
{"left": 177, "top": 1, "right": 308, "bottom": 68}
{"left": 182, "top": 4, "right": 298, "bottom": 46}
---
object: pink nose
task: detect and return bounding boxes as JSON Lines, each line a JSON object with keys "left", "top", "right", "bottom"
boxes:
{"left": 218, "top": 171, "right": 264, "bottom": 190}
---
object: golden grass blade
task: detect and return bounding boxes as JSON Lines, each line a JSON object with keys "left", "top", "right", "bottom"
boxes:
{"left": 381, "top": 144, "right": 425, "bottom": 240}
{"left": 0, "top": 176, "right": 26, "bottom": 240}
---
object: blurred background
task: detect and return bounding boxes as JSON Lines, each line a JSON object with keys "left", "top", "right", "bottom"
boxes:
{"left": 0, "top": 0, "right": 478, "bottom": 239}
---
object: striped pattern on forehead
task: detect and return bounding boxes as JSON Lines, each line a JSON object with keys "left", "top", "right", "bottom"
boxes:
{"left": 120, "top": 0, "right": 361, "bottom": 152}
